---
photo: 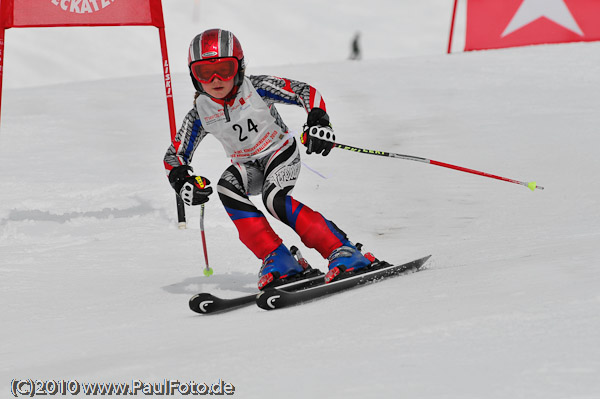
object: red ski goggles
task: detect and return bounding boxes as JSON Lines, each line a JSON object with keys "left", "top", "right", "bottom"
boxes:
{"left": 190, "top": 58, "right": 239, "bottom": 84}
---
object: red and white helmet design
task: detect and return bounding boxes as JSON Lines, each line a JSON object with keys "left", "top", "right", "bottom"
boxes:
{"left": 188, "top": 29, "right": 245, "bottom": 68}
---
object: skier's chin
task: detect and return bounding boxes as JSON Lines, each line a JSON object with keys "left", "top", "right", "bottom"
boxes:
{"left": 209, "top": 87, "right": 230, "bottom": 99}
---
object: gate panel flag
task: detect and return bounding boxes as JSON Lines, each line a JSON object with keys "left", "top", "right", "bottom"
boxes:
{"left": 2, "top": 0, "right": 164, "bottom": 28}
{"left": 465, "top": 0, "right": 600, "bottom": 51}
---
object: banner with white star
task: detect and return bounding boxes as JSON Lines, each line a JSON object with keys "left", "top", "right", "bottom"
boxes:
{"left": 465, "top": 0, "right": 600, "bottom": 51}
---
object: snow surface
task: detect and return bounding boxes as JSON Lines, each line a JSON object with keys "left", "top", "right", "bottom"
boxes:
{"left": 2, "top": 0, "right": 460, "bottom": 89}
{"left": 2, "top": 2, "right": 600, "bottom": 399}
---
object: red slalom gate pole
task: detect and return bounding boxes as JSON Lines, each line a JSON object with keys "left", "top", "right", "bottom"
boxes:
{"left": 447, "top": 0, "right": 459, "bottom": 54}
{"left": 157, "top": 26, "right": 187, "bottom": 228}
{"left": 0, "top": 27, "right": 5, "bottom": 126}
{"left": 334, "top": 143, "right": 544, "bottom": 191}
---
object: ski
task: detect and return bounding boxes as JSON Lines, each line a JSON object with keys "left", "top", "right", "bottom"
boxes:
{"left": 189, "top": 292, "right": 256, "bottom": 314}
{"left": 256, "top": 255, "right": 431, "bottom": 310}
{"left": 189, "top": 270, "right": 325, "bottom": 315}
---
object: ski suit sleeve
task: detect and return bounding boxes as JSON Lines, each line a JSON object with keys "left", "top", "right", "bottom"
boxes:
{"left": 248, "top": 75, "right": 327, "bottom": 115}
{"left": 163, "top": 107, "right": 208, "bottom": 178}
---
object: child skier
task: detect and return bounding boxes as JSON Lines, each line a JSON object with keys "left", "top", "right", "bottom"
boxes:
{"left": 164, "top": 29, "right": 371, "bottom": 289}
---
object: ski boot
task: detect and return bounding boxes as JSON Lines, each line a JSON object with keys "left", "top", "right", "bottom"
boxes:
{"left": 324, "top": 241, "right": 374, "bottom": 283}
{"left": 258, "top": 244, "right": 305, "bottom": 290}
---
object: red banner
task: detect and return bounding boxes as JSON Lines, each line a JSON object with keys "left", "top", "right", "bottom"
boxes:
{"left": 1, "top": 0, "right": 164, "bottom": 28}
{"left": 465, "top": 0, "right": 600, "bottom": 51}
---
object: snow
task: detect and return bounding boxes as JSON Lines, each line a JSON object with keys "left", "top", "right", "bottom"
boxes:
{"left": 2, "top": 0, "right": 460, "bottom": 89}
{"left": 2, "top": 1, "right": 600, "bottom": 398}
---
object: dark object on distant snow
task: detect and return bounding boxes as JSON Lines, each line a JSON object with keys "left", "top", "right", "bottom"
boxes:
{"left": 349, "top": 32, "right": 361, "bottom": 60}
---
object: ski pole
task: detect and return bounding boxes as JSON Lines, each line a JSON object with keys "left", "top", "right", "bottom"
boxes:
{"left": 334, "top": 143, "right": 544, "bottom": 191}
{"left": 199, "top": 204, "right": 213, "bottom": 276}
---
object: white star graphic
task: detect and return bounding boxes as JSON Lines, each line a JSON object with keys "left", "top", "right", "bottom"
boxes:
{"left": 502, "top": 0, "right": 584, "bottom": 37}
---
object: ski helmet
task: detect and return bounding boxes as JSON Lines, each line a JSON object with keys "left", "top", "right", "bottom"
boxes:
{"left": 188, "top": 29, "right": 245, "bottom": 92}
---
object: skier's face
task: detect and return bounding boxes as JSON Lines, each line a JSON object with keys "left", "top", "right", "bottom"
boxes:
{"left": 201, "top": 77, "right": 235, "bottom": 99}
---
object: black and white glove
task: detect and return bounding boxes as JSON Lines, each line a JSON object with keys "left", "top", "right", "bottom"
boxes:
{"left": 168, "top": 165, "right": 213, "bottom": 206}
{"left": 301, "top": 108, "right": 336, "bottom": 156}
{"left": 179, "top": 176, "right": 212, "bottom": 205}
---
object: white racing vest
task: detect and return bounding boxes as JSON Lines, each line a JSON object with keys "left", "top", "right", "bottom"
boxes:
{"left": 194, "top": 77, "right": 290, "bottom": 162}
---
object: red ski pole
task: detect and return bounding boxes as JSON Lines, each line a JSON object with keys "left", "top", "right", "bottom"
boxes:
{"left": 200, "top": 204, "right": 213, "bottom": 276}
{"left": 334, "top": 143, "right": 544, "bottom": 191}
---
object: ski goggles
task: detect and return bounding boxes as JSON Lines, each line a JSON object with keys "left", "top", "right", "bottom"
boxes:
{"left": 190, "top": 58, "right": 239, "bottom": 84}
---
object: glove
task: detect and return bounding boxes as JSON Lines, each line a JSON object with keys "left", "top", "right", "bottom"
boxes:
{"left": 179, "top": 175, "right": 212, "bottom": 205}
{"left": 168, "top": 165, "right": 213, "bottom": 206}
{"left": 301, "top": 107, "right": 336, "bottom": 156}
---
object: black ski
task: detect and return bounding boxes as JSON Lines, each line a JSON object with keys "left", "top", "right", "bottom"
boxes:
{"left": 189, "top": 292, "right": 256, "bottom": 314}
{"left": 189, "top": 271, "right": 324, "bottom": 315}
{"left": 256, "top": 255, "right": 431, "bottom": 310}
